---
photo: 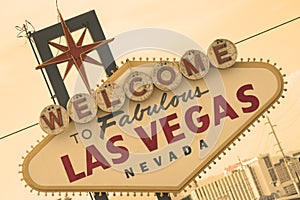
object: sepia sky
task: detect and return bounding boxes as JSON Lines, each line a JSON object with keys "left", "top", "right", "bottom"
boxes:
{"left": 0, "top": 1, "right": 299, "bottom": 200}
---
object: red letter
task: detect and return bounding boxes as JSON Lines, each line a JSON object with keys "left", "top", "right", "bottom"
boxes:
{"left": 185, "top": 106, "right": 210, "bottom": 133}
{"left": 106, "top": 135, "right": 129, "bottom": 164}
{"left": 182, "top": 53, "right": 206, "bottom": 76}
{"left": 86, "top": 145, "right": 111, "bottom": 176}
{"left": 214, "top": 95, "right": 239, "bottom": 125}
{"left": 237, "top": 84, "right": 260, "bottom": 113}
{"left": 41, "top": 108, "right": 64, "bottom": 130}
{"left": 100, "top": 89, "right": 121, "bottom": 108}
{"left": 213, "top": 43, "right": 232, "bottom": 64}
{"left": 73, "top": 97, "right": 92, "bottom": 119}
{"left": 160, "top": 113, "right": 185, "bottom": 144}
{"left": 134, "top": 121, "right": 158, "bottom": 152}
{"left": 61, "top": 155, "right": 86, "bottom": 183}
{"left": 129, "top": 77, "right": 147, "bottom": 96}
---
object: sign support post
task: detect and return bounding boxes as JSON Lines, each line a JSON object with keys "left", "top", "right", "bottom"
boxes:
{"left": 94, "top": 192, "right": 109, "bottom": 200}
{"left": 156, "top": 193, "right": 172, "bottom": 200}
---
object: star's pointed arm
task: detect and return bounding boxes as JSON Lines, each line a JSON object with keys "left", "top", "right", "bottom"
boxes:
{"left": 82, "top": 55, "right": 102, "bottom": 66}
{"left": 35, "top": 52, "right": 71, "bottom": 70}
{"left": 62, "top": 61, "right": 74, "bottom": 80}
{"left": 81, "top": 38, "right": 114, "bottom": 54}
{"left": 57, "top": 9, "right": 76, "bottom": 47}
{"left": 48, "top": 41, "right": 68, "bottom": 52}
{"left": 77, "top": 28, "right": 87, "bottom": 46}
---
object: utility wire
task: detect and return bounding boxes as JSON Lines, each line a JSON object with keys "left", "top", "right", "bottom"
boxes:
{"left": 2, "top": 15, "right": 299, "bottom": 142}
{"left": 235, "top": 16, "right": 300, "bottom": 45}
{"left": 0, "top": 123, "right": 38, "bottom": 141}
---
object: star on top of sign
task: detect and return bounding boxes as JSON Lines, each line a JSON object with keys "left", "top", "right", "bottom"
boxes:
{"left": 35, "top": 9, "right": 114, "bottom": 93}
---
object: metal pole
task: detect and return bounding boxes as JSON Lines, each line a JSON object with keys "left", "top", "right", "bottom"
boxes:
{"left": 156, "top": 193, "right": 172, "bottom": 200}
{"left": 266, "top": 115, "right": 300, "bottom": 194}
{"left": 94, "top": 192, "right": 109, "bottom": 200}
{"left": 89, "top": 192, "right": 94, "bottom": 200}
{"left": 23, "top": 26, "right": 57, "bottom": 104}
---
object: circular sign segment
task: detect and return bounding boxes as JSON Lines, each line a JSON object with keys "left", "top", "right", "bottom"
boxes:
{"left": 123, "top": 71, "right": 154, "bottom": 102}
{"left": 39, "top": 104, "right": 69, "bottom": 135}
{"left": 179, "top": 50, "right": 210, "bottom": 80}
{"left": 67, "top": 93, "right": 98, "bottom": 123}
{"left": 95, "top": 82, "right": 126, "bottom": 112}
{"left": 152, "top": 61, "right": 182, "bottom": 91}
{"left": 207, "top": 39, "right": 237, "bottom": 69}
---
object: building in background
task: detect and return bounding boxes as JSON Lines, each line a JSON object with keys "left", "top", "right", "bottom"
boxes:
{"left": 274, "top": 156, "right": 300, "bottom": 196}
{"left": 249, "top": 154, "right": 282, "bottom": 196}
{"left": 186, "top": 152, "right": 300, "bottom": 200}
{"left": 190, "top": 169, "right": 257, "bottom": 200}
{"left": 188, "top": 154, "right": 284, "bottom": 200}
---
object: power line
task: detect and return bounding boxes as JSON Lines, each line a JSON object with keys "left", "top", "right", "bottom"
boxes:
{"left": 235, "top": 16, "right": 300, "bottom": 45}
{"left": 0, "top": 123, "right": 38, "bottom": 141}
{"left": 2, "top": 15, "right": 299, "bottom": 142}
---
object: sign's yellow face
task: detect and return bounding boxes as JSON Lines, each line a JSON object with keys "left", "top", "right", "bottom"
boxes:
{"left": 22, "top": 58, "right": 284, "bottom": 193}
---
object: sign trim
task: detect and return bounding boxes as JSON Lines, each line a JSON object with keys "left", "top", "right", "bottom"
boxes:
{"left": 22, "top": 60, "right": 284, "bottom": 192}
